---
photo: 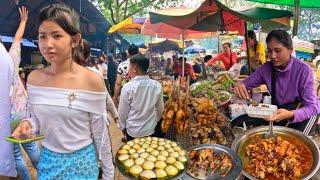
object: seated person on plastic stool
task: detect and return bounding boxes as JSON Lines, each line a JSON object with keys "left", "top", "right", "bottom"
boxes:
{"left": 118, "top": 54, "right": 164, "bottom": 141}
{"left": 233, "top": 29, "right": 320, "bottom": 135}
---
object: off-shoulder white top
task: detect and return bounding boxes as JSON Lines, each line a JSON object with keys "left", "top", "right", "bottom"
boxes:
{"left": 25, "top": 84, "right": 114, "bottom": 179}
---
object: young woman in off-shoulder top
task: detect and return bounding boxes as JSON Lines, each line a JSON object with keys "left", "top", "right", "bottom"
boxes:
{"left": 12, "top": 4, "right": 114, "bottom": 179}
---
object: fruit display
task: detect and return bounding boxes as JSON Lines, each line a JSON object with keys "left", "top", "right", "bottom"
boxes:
{"left": 116, "top": 137, "right": 188, "bottom": 179}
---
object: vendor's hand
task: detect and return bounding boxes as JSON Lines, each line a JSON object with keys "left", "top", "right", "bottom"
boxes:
{"left": 234, "top": 82, "right": 250, "bottom": 100}
{"left": 114, "top": 117, "right": 118, "bottom": 124}
{"left": 112, "top": 96, "right": 118, "bottom": 107}
{"left": 266, "top": 109, "right": 294, "bottom": 122}
{"left": 12, "top": 120, "right": 33, "bottom": 139}
{"left": 19, "top": 6, "right": 28, "bottom": 22}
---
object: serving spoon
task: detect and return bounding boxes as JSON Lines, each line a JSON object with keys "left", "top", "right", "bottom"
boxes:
{"left": 264, "top": 121, "right": 276, "bottom": 138}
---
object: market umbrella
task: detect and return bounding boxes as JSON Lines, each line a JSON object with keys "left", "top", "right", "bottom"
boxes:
{"left": 108, "top": 17, "right": 146, "bottom": 34}
{"left": 243, "top": 0, "right": 319, "bottom": 8}
{"left": 142, "top": 17, "right": 217, "bottom": 76}
{"left": 189, "top": 7, "right": 293, "bottom": 34}
{"left": 141, "top": 18, "right": 217, "bottom": 40}
{"left": 244, "top": 0, "right": 320, "bottom": 35}
{"left": 149, "top": 0, "right": 293, "bottom": 74}
{"left": 149, "top": 39, "right": 182, "bottom": 53}
{"left": 184, "top": 45, "right": 206, "bottom": 54}
{"left": 150, "top": 0, "right": 293, "bottom": 35}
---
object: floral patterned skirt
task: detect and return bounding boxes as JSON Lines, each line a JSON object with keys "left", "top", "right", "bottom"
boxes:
{"left": 37, "top": 144, "right": 98, "bottom": 180}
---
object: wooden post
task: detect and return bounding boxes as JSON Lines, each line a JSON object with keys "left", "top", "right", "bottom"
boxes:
{"left": 245, "top": 22, "right": 252, "bottom": 74}
{"left": 293, "top": 0, "right": 300, "bottom": 36}
{"left": 182, "top": 30, "right": 185, "bottom": 77}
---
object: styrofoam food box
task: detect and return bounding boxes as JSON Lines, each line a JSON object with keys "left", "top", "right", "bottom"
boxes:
{"left": 245, "top": 103, "right": 277, "bottom": 119}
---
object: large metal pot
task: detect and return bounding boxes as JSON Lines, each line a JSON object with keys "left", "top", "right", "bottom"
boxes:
{"left": 231, "top": 126, "right": 320, "bottom": 180}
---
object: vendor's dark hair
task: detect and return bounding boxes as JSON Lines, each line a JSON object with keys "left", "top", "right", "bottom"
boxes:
{"left": 223, "top": 42, "right": 231, "bottom": 48}
{"left": 178, "top": 57, "right": 187, "bottom": 62}
{"left": 128, "top": 44, "right": 139, "bottom": 56}
{"left": 38, "top": 4, "right": 86, "bottom": 66}
{"left": 130, "top": 54, "right": 149, "bottom": 73}
{"left": 266, "top": 29, "right": 293, "bottom": 49}
{"left": 247, "top": 30, "right": 257, "bottom": 41}
{"left": 204, "top": 55, "right": 212, "bottom": 62}
{"left": 247, "top": 30, "right": 258, "bottom": 52}
{"left": 80, "top": 39, "right": 90, "bottom": 62}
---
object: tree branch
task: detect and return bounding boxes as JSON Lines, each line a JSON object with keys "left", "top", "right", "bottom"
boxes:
{"left": 108, "top": 0, "right": 117, "bottom": 24}
{"left": 125, "top": 0, "right": 157, "bottom": 18}
{"left": 118, "top": 0, "right": 128, "bottom": 7}
{"left": 123, "top": 0, "right": 128, "bottom": 19}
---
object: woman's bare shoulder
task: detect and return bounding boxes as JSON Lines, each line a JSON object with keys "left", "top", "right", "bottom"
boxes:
{"left": 82, "top": 67, "right": 105, "bottom": 92}
{"left": 27, "top": 68, "right": 49, "bottom": 86}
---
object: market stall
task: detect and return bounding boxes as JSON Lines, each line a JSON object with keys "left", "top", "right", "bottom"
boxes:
{"left": 115, "top": 67, "right": 320, "bottom": 179}
{"left": 113, "top": 1, "right": 319, "bottom": 179}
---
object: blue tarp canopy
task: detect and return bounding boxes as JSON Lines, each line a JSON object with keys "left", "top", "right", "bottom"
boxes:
{"left": 0, "top": 35, "right": 37, "bottom": 48}
{"left": 0, "top": 0, "right": 112, "bottom": 50}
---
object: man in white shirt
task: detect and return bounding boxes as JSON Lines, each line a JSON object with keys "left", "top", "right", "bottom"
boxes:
{"left": 118, "top": 54, "right": 164, "bottom": 140}
{"left": 0, "top": 40, "right": 17, "bottom": 178}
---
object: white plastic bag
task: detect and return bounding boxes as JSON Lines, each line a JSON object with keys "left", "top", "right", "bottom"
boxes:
{"left": 228, "top": 63, "right": 243, "bottom": 79}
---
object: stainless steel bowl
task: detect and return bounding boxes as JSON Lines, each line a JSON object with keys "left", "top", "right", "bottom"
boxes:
{"left": 231, "top": 126, "right": 320, "bottom": 180}
{"left": 182, "top": 144, "right": 243, "bottom": 180}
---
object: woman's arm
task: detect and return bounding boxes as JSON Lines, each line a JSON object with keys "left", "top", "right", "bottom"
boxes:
{"left": 292, "top": 67, "right": 320, "bottom": 123}
{"left": 9, "top": 6, "right": 28, "bottom": 69}
{"left": 90, "top": 113, "right": 114, "bottom": 180}
{"left": 12, "top": 100, "right": 40, "bottom": 138}
{"left": 112, "top": 73, "right": 122, "bottom": 106}
{"left": 106, "top": 90, "right": 118, "bottom": 122}
{"left": 12, "top": 6, "right": 28, "bottom": 45}
{"left": 234, "top": 65, "right": 266, "bottom": 99}
{"left": 206, "top": 54, "right": 221, "bottom": 65}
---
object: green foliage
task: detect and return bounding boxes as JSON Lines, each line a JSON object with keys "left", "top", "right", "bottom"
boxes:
{"left": 95, "top": 0, "right": 182, "bottom": 25}
{"left": 297, "top": 9, "right": 320, "bottom": 41}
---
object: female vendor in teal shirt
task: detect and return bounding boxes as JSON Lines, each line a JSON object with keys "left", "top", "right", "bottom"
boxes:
{"left": 234, "top": 29, "right": 320, "bottom": 134}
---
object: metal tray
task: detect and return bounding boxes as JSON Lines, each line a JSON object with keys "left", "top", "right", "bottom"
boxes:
{"left": 190, "top": 80, "right": 232, "bottom": 106}
{"left": 231, "top": 126, "right": 320, "bottom": 180}
{"left": 115, "top": 142, "right": 189, "bottom": 180}
{"left": 182, "top": 144, "right": 243, "bottom": 180}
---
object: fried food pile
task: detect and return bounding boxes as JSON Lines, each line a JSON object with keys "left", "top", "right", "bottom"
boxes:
{"left": 190, "top": 98, "right": 228, "bottom": 146}
{"left": 188, "top": 148, "right": 233, "bottom": 178}
{"left": 162, "top": 80, "right": 172, "bottom": 96}
{"left": 246, "top": 135, "right": 312, "bottom": 179}
{"left": 161, "top": 77, "right": 190, "bottom": 134}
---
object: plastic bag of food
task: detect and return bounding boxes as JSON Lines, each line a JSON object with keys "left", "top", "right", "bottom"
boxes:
{"left": 228, "top": 63, "right": 243, "bottom": 79}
